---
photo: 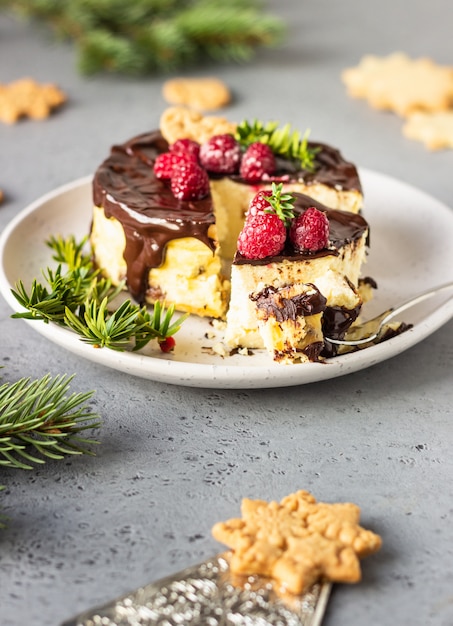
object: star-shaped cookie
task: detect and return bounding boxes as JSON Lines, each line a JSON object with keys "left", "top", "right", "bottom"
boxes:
{"left": 0, "top": 78, "right": 66, "bottom": 124}
{"left": 342, "top": 52, "right": 453, "bottom": 117}
{"left": 403, "top": 110, "right": 453, "bottom": 150}
{"left": 212, "top": 490, "right": 382, "bottom": 594}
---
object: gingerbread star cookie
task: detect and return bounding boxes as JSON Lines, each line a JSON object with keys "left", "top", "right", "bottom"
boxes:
{"left": 0, "top": 78, "right": 66, "bottom": 124}
{"left": 163, "top": 77, "right": 231, "bottom": 111}
{"left": 402, "top": 110, "right": 453, "bottom": 150}
{"left": 212, "top": 490, "right": 382, "bottom": 594}
{"left": 342, "top": 52, "right": 453, "bottom": 117}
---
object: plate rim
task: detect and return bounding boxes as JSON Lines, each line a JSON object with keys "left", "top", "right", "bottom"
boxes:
{"left": 1, "top": 169, "right": 453, "bottom": 389}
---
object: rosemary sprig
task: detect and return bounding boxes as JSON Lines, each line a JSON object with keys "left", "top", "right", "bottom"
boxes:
{"left": 0, "top": 373, "right": 100, "bottom": 471}
{"left": 264, "top": 182, "right": 296, "bottom": 226}
{"left": 11, "top": 235, "right": 187, "bottom": 352}
{"left": 235, "top": 119, "right": 320, "bottom": 172}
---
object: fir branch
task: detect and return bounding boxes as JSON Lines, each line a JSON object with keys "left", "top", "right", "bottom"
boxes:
{"left": 0, "top": 0, "right": 285, "bottom": 75}
{"left": 263, "top": 182, "right": 296, "bottom": 226}
{"left": 235, "top": 119, "right": 320, "bottom": 172}
{"left": 11, "top": 235, "right": 186, "bottom": 352}
{"left": 0, "top": 373, "right": 100, "bottom": 471}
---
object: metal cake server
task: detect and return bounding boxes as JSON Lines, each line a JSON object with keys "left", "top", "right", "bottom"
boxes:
{"left": 325, "top": 280, "right": 453, "bottom": 347}
{"left": 62, "top": 553, "right": 331, "bottom": 626}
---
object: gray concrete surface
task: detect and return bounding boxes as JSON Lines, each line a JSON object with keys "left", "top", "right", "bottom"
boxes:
{"left": 0, "top": 1, "right": 452, "bottom": 624}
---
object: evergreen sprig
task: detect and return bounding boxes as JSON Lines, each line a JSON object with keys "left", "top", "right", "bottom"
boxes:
{"left": 264, "top": 182, "right": 296, "bottom": 226}
{"left": 0, "top": 373, "right": 100, "bottom": 471}
{"left": 11, "top": 235, "right": 187, "bottom": 352}
{"left": 235, "top": 119, "right": 320, "bottom": 172}
{"left": 0, "top": 0, "right": 285, "bottom": 75}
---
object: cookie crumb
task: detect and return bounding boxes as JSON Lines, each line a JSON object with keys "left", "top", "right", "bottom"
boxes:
{"left": 0, "top": 78, "right": 66, "bottom": 124}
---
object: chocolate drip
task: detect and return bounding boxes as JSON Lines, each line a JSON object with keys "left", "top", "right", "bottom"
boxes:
{"left": 92, "top": 131, "right": 364, "bottom": 303}
{"left": 93, "top": 131, "right": 216, "bottom": 302}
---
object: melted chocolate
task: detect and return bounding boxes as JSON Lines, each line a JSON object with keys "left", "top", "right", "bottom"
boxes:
{"left": 92, "top": 131, "right": 363, "bottom": 303}
{"left": 250, "top": 284, "right": 327, "bottom": 322}
{"left": 93, "top": 131, "right": 216, "bottom": 302}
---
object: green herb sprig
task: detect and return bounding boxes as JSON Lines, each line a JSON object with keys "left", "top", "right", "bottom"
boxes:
{"left": 0, "top": 373, "right": 100, "bottom": 471}
{"left": 0, "top": 0, "right": 285, "bottom": 75}
{"left": 11, "top": 235, "right": 187, "bottom": 352}
{"left": 264, "top": 182, "right": 296, "bottom": 226}
{"left": 235, "top": 119, "right": 320, "bottom": 172}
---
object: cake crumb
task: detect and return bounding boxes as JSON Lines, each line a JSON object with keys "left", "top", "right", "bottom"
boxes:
{"left": 212, "top": 342, "right": 228, "bottom": 357}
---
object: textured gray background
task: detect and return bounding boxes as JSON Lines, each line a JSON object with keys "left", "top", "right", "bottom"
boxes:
{"left": 1, "top": 1, "right": 452, "bottom": 625}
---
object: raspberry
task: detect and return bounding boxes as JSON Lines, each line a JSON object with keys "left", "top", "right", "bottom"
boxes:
{"left": 247, "top": 189, "right": 274, "bottom": 217}
{"left": 170, "top": 138, "right": 200, "bottom": 159}
{"left": 289, "top": 207, "right": 330, "bottom": 251}
{"left": 171, "top": 161, "right": 210, "bottom": 200}
{"left": 237, "top": 213, "right": 287, "bottom": 259}
{"left": 240, "top": 142, "right": 276, "bottom": 182}
{"left": 199, "top": 134, "right": 241, "bottom": 174}
{"left": 154, "top": 151, "right": 197, "bottom": 179}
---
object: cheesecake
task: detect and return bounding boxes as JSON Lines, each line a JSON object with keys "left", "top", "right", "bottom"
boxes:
{"left": 91, "top": 111, "right": 364, "bottom": 322}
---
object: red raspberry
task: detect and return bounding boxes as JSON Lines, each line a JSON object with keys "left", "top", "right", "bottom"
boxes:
{"left": 289, "top": 207, "right": 330, "bottom": 251}
{"left": 237, "top": 213, "right": 287, "bottom": 259}
{"left": 199, "top": 134, "right": 241, "bottom": 174}
{"left": 240, "top": 142, "right": 276, "bottom": 182}
{"left": 247, "top": 189, "right": 273, "bottom": 217}
{"left": 154, "top": 151, "right": 197, "bottom": 179}
{"left": 171, "top": 162, "right": 210, "bottom": 200}
{"left": 158, "top": 336, "right": 176, "bottom": 353}
{"left": 170, "top": 138, "right": 200, "bottom": 159}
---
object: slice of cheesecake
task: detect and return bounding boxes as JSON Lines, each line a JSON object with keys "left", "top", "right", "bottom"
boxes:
{"left": 250, "top": 283, "right": 327, "bottom": 364}
{"left": 225, "top": 193, "right": 369, "bottom": 352}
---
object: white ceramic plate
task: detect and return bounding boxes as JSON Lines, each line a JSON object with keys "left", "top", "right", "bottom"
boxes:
{"left": 1, "top": 170, "right": 453, "bottom": 389}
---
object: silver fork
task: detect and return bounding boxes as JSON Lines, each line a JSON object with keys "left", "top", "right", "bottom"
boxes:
{"left": 325, "top": 281, "right": 453, "bottom": 346}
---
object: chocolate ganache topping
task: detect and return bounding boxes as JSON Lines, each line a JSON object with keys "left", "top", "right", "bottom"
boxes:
{"left": 93, "top": 131, "right": 364, "bottom": 303}
{"left": 93, "top": 131, "right": 216, "bottom": 302}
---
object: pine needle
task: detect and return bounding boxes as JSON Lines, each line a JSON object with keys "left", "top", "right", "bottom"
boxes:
{"left": 0, "top": 373, "right": 100, "bottom": 471}
{"left": 0, "top": 0, "right": 285, "bottom": 75}
{"left": 11, "top": 235, "right": 186, "bottom": 352}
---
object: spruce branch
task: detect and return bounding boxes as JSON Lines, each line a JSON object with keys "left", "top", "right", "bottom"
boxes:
{"left": 235, "top": 119, "right": 321, "bottom": 172}
{"left": 11, "top": 235, "right": 187, "bottom": 352}
{"left": 0, "top": 373, "right": 100, "bottom": 471}
{"left": 264, "top": 182, "right": 296, "bottom": 226}
{"left": 0, "top": 0, "right": 285, "bottom": 75}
